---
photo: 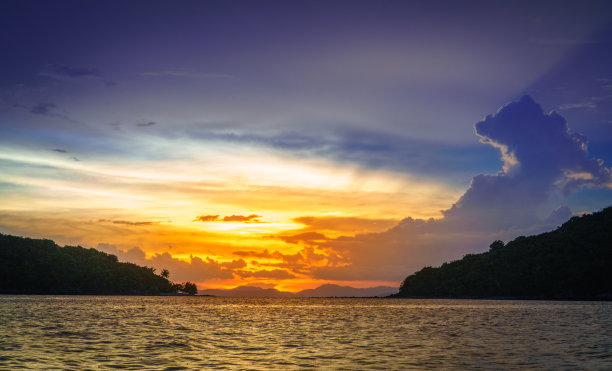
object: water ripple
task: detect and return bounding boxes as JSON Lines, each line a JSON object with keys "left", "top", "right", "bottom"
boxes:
{"left": 1, "top": 296, "right": 611, "bottom": 369}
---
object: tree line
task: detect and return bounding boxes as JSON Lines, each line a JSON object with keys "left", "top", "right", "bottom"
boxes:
{"left": 395, "top": 207, "right": 612, "bottom": 299}
{"left": 0, "top": 233, "right": 197, "bottom": 295}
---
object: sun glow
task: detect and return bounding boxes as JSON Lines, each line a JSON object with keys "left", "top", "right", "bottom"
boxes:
{"left": 0, "top": 141, "right": 463, "bottom": 291}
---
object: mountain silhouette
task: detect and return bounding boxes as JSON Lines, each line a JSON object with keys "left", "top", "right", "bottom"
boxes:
{"left": 0, "top": 233, "right": 196, "bottom": 295}
{"left": 395, "top": 207, "right": 612, "bottom": 299}
{"left": 199, "top": 284, "right": 397, "bottom": 297}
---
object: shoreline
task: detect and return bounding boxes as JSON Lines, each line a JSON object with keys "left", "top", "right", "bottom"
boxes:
{"left": 1, "top": 293, "right": 611, "bottom": 301}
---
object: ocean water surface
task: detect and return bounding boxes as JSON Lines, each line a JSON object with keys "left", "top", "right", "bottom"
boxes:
{"left": 1, "top": 296, "right": 611, "bottom": 369}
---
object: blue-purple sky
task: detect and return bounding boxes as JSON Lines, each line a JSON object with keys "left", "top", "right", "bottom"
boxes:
{"left": 1, "top": 1, "right": 611, "bottom": 289}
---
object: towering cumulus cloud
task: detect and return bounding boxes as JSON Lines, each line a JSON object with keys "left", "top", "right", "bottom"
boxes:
{"left": 311, "top": 96, "right": 612, "bottom": 280}
{"left": 444, "top": 95, "right": 611, "bottom": 230}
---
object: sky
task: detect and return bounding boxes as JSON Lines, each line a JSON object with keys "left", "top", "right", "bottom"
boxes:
{"left": 1, "top": 0, "right": 612, "bottom": 292}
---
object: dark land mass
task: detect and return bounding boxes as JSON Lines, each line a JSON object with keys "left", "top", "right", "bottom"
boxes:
{"left": 199, "top": 284, "right": 397, "bottom": 297}
{"left": 394, "top": 207, "right": 612, "bottom": 300}
{"left": 0, "top": 234, "right": 196, "bottom": 295}
{"left": 295, "top": 284, "right": 397, "bottom": 297}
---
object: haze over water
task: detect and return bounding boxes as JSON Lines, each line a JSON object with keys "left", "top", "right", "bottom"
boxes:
{"left": 1, "top": 296, "right": 611, "bottom": 369}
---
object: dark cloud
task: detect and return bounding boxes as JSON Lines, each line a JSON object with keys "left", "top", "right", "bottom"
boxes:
{"left": 50, "top": 148, "right": 79, "bottom": 161}
{"left": 98, "top": 219, "right": 158, "bottom": 226}
{"left": 12, "top": 102, "right": 79, "bottom": 124}
{"left": 185, "top": 127, "right": 499, "bottom": 178}
{"left": 136, "top": 121, "right": 157, "bottom": 127}
{"left": 39, "top": 63, "right": 115, "bottom": 86}
{"left": 202, "top": 131, "right": 322, "bottom": 151}
{"left": 442, "top": 95, "right": 611, "bottom": 229}
{"left": 27, "top": 102, "right": 56, "bottom": 115}
{"left": 193, "top": 215, "right": 220, "bottom": 222}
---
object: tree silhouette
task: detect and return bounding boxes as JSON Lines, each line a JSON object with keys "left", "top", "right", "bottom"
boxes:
{"left": 0, "top": 234, "right": 179, "bottom": 295}
{"left": 182, "top": 282, "right": 198, "bottom": 295}
{"left": 396, "top": 207, "right": 612, "bottom": 299}
{"left": 489, "top": 240, "right": 504, "bottom": 251}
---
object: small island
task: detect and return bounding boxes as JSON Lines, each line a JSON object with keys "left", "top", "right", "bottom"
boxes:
{"left": 394, "top": 207, "right": 612, "bottom": 300}
{"left": 0, "top": 234, "right": 197, "bottom": 295}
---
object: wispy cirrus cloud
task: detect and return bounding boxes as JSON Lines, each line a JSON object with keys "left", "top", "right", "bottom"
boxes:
{"left": 141, "top": 70, "right": 232, "bottom": 79}
{"left": 13, "top": 102, "right": 59, "bottom": 116}
{"left": 38, "top": 63, "right": 115, "bottom": 86}
{"left": 178, "top": 127, "right": 499, "bottom": 179}
{"left": 48, "top": 148, "right": 79, "bottom": 161}
{"left": 28, "top": 102, "right": 57, "bottom": 115}
{"left": 559, "top": 101, "right": 597, "bottom": 110}
{"left": 12, "top": 102, "right": 79, "bottom": 124}
{"left": 98, "top": 219, "right": 159, "bottom": 226}
{"left": 136, "top": 121, "right": 157, "bottom": 127}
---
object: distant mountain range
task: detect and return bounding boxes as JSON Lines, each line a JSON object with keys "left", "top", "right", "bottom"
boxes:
{"left": 199, "top": 284, "right": 398, "bottom": 297}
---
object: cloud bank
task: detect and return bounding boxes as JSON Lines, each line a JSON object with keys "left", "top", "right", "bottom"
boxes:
{"left": 237, "top": 96, "right": 612, "bottom": 281}
{"left": 97, "top": 243, "right": 246, "bottom": 281}
{"left": 93, "top": 96, "right": 611, "bottom": 286}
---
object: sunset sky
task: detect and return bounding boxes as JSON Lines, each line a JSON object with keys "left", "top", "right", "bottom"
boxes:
{"left": 1, "top": 0, "right": 612, "bottom": 292}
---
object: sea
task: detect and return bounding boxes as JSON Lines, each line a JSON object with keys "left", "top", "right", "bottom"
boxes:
{"left": 1, "top": 296, "right": 611, "bottom": 370}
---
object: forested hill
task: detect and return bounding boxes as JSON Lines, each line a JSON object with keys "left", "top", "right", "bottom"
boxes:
{"left": 0, "top": 233, "right": 193, "bottom": 295}
{"left": 395, "top": 207, "right": 612, "bottom": 300}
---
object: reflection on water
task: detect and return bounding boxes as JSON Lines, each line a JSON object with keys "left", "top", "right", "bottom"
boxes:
{"left": 1, "top": 296, "right": 611, "bottom": 369}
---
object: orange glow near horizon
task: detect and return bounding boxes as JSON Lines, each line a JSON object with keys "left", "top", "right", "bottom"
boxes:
{"left": 197, "top": 278, "right": 402, "bottom": 293}
{"left": 0, "top": 145, "right": 464, "bottom": 291}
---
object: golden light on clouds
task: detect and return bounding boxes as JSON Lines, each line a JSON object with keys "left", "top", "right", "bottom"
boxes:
{"left": 0, "top": 143, "right": 464, "bottom": 291}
